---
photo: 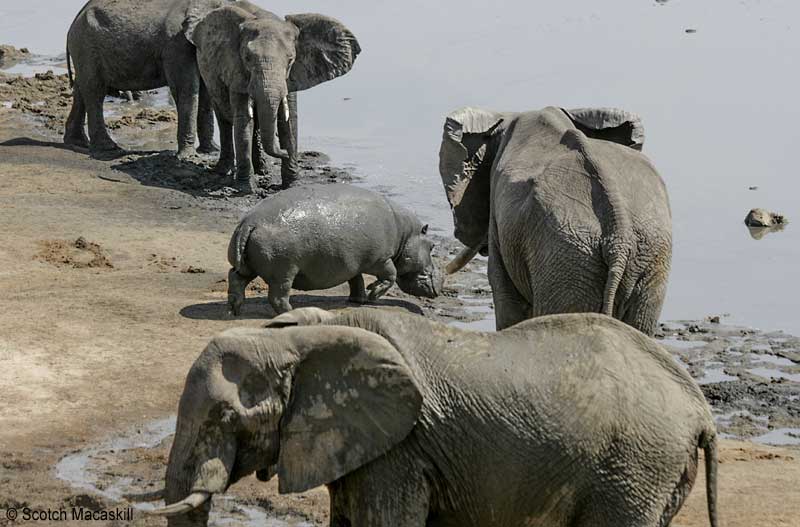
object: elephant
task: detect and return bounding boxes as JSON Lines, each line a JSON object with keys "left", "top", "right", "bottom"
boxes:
{"left": 189, "top": 1, "right": 360, "bottom": 191}
{"left": 227, "top": 184, "right": 442, "bottom": 315}
{"left": 148, "top": 307, "right": 719, "bottom": 527}
{"left": 439, "top": 106, "right": 672, "bottom": 334}
{"left": 63, "top": 0, "right": 230, "bottom": 156}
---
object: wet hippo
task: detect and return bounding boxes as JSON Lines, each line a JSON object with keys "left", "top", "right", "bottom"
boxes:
{"left": 227, "top": 184, "right": 443, "bottom": 315}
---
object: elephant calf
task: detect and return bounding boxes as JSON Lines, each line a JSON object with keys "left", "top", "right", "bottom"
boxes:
{"left": 227, "top": 184, "right": 442, "bottom": 315}
{"left": 151, "top": 307, "right": 719, "bottom": 527}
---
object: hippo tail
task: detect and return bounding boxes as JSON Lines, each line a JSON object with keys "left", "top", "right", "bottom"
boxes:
{"left": 227, "top": 220, "right": 256, "bottom": 271}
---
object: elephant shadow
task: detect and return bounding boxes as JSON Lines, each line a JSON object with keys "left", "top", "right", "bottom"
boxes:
{"left": 109, "top": 150, "right": 281, "bottom": 199}
{"left": 180, "top": 294, "right": 424, "bottom": 321}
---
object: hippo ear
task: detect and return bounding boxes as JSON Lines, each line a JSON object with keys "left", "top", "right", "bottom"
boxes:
{"left": 277, "top": 326, "right": 421, "bottom": 493}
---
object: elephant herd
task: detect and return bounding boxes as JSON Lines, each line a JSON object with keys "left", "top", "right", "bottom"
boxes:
{"left": 62, "top": 1, "right": 718, "bottom": 526}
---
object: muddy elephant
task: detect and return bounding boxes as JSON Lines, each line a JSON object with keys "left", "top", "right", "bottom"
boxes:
{"left": 439, "top": 106, "right": 672, "bottom": 333}
{"left": 149, "top": 307, "right": 719, "bottom": 527}
{"left": 190, "top": 1, "right": 360, "bottom": 191}
{"left": 64, "top": 0, "right": 230, "bottom": 156}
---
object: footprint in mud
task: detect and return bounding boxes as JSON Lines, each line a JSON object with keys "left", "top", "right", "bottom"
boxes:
{"left": 34, "top": 237, "right": 113, "bottom": 269}
{"left": 55, "top": 418, "right": 315, "bottom": 526}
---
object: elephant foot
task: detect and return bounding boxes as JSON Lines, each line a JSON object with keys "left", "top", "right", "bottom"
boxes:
{"left": 214, "top": 159, "right": 235, "bottom": 177}
{"left": 234, "top": 175, "right": 259, "bottom": 195}
{"left": 175, "top": 146, "right": 197, "bottom": 161}
{"left": 89, "top": 140, "right": 124, "bottom": 159}
{"left": 63, "top": 132, "right": 89, "bottom": 150}
{"left": 197, "top": 141, "right": 220, "bottom": 155}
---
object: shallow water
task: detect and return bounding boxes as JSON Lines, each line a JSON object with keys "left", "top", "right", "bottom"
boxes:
{"left": 3, "top": 0, "right": 798, "bottom": 333}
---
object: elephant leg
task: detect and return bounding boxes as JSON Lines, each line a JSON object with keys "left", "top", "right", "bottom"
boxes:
{"left": 172, "top": 86, "right": 199, "bottom": 159}
{"left": 64, "top": 83, "right": 89, "bottom": 148}
{"left": 348, "top": 275, "right": 367, "bottom": 304}
{"left": 213, "top": 104, "right": 235, "bottom": 177}
{"left": 365, "top": 259, "right": 397, "bottom": 301}
{"left": 83, "top": 79, "right": 120, "bottom": 153}
{"left": 622, "top": 264, "right": 669, "bottom": 336}
{"left": 227, "top": 267, "right": 255, "bottom": 316}
{"left": 328, "top": 451, "right": 430, "bottom": 526}
{"left": 277, "top": 93, "right": 299, "bottom": 189}
{"left": 196, "top": 80, "right": 219, "bottom": 154}
{"left": 488, "top": 244, "right": 531, "bottom": 330}
{"left": 230, "top": 92, "right": 258, "bottom": 193}
{"left": 266, "top": 268, "right": 297, "bottom": 315}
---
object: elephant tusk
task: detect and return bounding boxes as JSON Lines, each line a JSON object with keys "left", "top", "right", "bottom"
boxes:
{"left": 282, "top": 96, "right": 289, "bottom": 122}
{"left": 146, "top": 491, "right": 210, "bottom": 516}
{"left": 445, "top": 244, "right": 482, "bottom": 274}
{"left": 123, "top": 489, "right": 164, "bottom": 502}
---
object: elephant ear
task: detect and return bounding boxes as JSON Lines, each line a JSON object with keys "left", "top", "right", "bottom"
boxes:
{"left": 285, "top": 13, "right": 361, "bottom": 92}
{"left": 562, "top": 107, "right": 645, "bottom": 151}
{"left": 277, "top": 326, "right": 421, "bottom": 493}
{"left": 438, "top": 107, "right": 504, "bottom": 249}
{"left": 185, "top": 3, "right": 253, "bottom": 47}
{"left": 183, "top": 0, "right": 232, "bottom": 45}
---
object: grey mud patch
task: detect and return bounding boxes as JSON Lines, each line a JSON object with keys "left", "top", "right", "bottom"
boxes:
{"left": 657, "top": 319, "right": 800, "bottom": 445}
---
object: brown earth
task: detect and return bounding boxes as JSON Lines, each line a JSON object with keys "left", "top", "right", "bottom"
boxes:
{"left": 1, "top": 72, "right": 798, "bottom": 526}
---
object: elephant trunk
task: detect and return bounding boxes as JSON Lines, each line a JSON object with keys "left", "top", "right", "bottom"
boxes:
{"left": 160, "top": 417, "right": 212, "bottom": 527}
{"left": 252, "top": 72, "right": 289, "bottom": 160}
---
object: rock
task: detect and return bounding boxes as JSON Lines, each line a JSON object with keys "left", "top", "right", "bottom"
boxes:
{"left": 749, "top": 186, "right": 759, "bottom": 190}
{"left": 685, "top": 28, "right": 697, "bottom": 34}
{"left": 709, "top": 315, "right": 721, "bottom": 324}
{"left": 744, "top": 208, "right": 787, "bottom": 227}
{"left": 0, "top": 44, "right": 30, "bottom": 67}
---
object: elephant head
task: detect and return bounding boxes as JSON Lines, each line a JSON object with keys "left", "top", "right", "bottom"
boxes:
{"left": 438, "top": 106, "right": 646, "bottom": 273}
{"left": 150, "top": 325, "right": 421, "bottom": 526}
{"left": 188, "top": 1, "right": 360, "bottom": 160}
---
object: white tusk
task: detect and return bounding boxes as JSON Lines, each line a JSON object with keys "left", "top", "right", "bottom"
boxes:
{"left": 248, "top": 100, "right": 254, "bottom": 119}
{"left": 146, "top": 491, "right": 211, "bottom": 516}
{"left": 445, "top": 244, "right": 481, "bottom": 274}
{"left": 282, "top": 96, "right": 289, "bottom": 122}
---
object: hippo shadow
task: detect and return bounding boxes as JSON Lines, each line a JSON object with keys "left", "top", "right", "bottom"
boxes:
{"left": 180, "top": 293, "right": 424, "bottom": 321}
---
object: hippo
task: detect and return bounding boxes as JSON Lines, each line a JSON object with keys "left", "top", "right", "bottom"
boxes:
{"left": 227, "top": 184, "right": 443, "bottom": 315}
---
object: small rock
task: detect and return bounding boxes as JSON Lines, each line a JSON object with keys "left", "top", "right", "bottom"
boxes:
{"left": 744, "top": 208, "right": 787, "bottom": 227}
{"left": 685, "top": 28, "right": 697, "bottom": 34}
{"left": 182, "top": 266, "right": 206, "bottom": 274}
{"left": 708, "top": 315, "right": 720, "bottom": 324}
{"left": 74, "top": 236, "right": 88, "bottom": 250}
{"left": 748, "top": 186, "right": 758, "bottom": 190}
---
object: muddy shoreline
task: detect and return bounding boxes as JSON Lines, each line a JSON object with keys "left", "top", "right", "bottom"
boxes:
{"left": 1, "top": 56, "right": 799, "bottom": 526}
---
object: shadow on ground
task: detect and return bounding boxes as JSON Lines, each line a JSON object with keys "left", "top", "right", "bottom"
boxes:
{"left": 180, "top": 294, "right": 424, "bottom": 321}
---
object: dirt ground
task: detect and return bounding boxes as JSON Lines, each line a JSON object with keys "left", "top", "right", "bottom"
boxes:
{"left": 1, "top": 65, "right": 799, "bottom": 526}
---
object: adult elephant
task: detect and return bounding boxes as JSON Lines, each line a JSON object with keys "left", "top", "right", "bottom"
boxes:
{"left": 189, "top": 1, "right": 360, "bottom": 190}
{"left": 63, "top": 0, "right": 229, "bottom": 156}
{"left": 439, "top": 106, "right": 672, "bottom": 334}
{"left": 148, "top": 307, "right": 719, "bottom": 527}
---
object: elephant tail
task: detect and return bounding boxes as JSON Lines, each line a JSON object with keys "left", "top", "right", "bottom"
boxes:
{"left": 700, "top": 430, "right": 720, "bottom": 527}
{"left": 227, "top": 220, "right": 256, "bottom": 272}
{"left": 562, "top": 128, "right": 633, "bottom": 317}
{"left": 67, "top": 47, "right": 73, "bottom": 87}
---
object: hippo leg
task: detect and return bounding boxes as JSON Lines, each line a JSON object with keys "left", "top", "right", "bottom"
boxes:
{"left": 227, "top": 267, "right": 255, "bottom": 316}
{"left": 366, "top": 259, "right": 397, "bottom": 301}
{"left": 348, "top": 275, "right": 368, "bottom": 304}
{"left": 267, "top": 268, "right": 297, "bottom": 315}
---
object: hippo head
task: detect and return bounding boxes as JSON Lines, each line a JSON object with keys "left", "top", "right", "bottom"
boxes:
{"left": 395, "top": 224, "right": 443, "bottom": 299}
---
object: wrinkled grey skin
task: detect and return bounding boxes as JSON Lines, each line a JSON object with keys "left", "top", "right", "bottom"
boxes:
{"left": 227, "top": 184, "right": 442, "bottom": 315}
{"left": 64, "top": 0, "right": 227, "bottom": 156}
{"left": 158, "top": 307, "right": 719, "bottom": 527}
{"left": 439, "top": 106, "right": 672, "bottom": 334}
{"left": 190, "top": 1, "right": 360, "bottom": 191}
